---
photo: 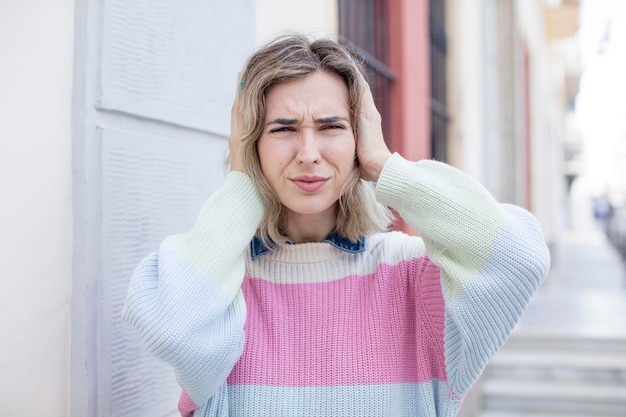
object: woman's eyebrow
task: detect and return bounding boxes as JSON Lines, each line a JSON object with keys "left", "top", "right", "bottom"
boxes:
{"left": 315, "top": 116, "right": 350, "bottom": 124}
{"left": 266, "top": 118, "right": 299, "bottom": 126}
{"left": 265, "top": 116, "right": 350, "bottom": 126}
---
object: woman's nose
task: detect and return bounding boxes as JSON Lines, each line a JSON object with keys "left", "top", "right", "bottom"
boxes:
{"left": 296, "top": 130, "right": 321, "bottom": 164}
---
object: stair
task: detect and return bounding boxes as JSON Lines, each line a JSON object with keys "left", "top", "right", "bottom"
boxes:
{"left": 477, "top": 332, "right": 626, "bottom": 417}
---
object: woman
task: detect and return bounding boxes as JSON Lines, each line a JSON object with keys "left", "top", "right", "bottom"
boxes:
{"left": 123, "top": 34, "right": 550, "bottom": 416}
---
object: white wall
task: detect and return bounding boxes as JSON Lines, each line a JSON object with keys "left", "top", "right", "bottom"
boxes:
{"left": 516, "top": 0, "right": 558, "bottom": 242}
{"left": 255, "top": 0, "right": 338, "bottom": 45}
{"left": 0, "top": 1, "right": 74, "bottom": 416}
{"left": 447, "top": 0, "right": 558, "bottom": 242}
{"left": 445, "top": 0, "right": 486, "bottom": 181}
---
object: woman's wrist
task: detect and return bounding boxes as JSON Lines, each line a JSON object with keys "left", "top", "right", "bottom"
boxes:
{"left": 361, "top": 151, "right": 392, "bottom": 182}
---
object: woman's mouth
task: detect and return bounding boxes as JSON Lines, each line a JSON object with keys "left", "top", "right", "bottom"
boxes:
{"left": 291, "top": 176, "right": 329, "bottom": 192}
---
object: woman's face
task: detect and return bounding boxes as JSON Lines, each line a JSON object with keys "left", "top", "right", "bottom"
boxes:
{"left": 257, "top": 70, "right": 356, "bottom": 224}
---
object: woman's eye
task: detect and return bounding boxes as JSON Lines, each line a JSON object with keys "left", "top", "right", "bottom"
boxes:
{"left": 270, "top": 126, "right": 295, "bottom": 133}
{"left": 323, "top": 124, "right": 344, "bottom": 130}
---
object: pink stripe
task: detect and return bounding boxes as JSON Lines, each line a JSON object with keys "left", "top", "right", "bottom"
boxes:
{"left": 178, "top": 388, "right": 196, "bottom": 417}
{"left": 228, "top": 257, "right": 446, "bottom": 387}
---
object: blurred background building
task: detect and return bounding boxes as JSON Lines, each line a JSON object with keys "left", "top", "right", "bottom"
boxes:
{"left": 1, "top": 0, "right": 624, "bottom": 416}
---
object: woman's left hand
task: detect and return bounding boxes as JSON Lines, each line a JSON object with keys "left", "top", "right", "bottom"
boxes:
{"left": 355, "top": 74, "right": 392, "bottom": 182}
{"left": 229, "top": 89, "right": 246, "bottom": 173}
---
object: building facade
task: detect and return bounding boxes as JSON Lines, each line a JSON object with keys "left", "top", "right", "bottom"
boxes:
{"left": 0, "top": 1, "right": 568, "bottom": 415}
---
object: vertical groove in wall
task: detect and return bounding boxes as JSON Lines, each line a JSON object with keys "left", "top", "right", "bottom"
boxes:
{"left": 101, "top": 128, "right": 214, "bottom": 416}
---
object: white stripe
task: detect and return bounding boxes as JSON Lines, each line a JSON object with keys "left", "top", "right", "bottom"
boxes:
{"left": 245, "top": 231, "right": 427, "bottom": 284}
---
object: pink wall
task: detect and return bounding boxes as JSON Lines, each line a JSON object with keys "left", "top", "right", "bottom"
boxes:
{"left": 388, "top": 0, "right": 431, "bottom": 234}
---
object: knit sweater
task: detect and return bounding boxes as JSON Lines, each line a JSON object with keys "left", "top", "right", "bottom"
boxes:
{"left": 122, "top": 153, "right": 550, "bottom": 416}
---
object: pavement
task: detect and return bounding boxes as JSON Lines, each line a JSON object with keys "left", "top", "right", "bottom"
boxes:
{"left": 514, "top": 228, "right": 626, "bottom": 340}
{"left": 459, "top": 190, "right": 626, "bottom": 417}
{"left": 472, "top": 213, "right": 626, "bottom": 415}
{"left": 514, "top": 190, "right": 626, "bottom": 340}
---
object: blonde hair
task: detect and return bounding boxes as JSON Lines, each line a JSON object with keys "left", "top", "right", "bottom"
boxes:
{"left": 236, "top": 34, "right": 393, "bottom": 248}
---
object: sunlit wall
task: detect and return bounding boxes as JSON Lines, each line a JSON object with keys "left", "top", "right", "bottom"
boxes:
{"left": 0, "top": 1, "right": 74, "bottom": 415}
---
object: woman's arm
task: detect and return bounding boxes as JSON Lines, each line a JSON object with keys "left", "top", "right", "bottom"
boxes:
{"left": 375, "top": 154, "right": 550, "bottom": 396}
{"left": 356, "top": 73, "right": 550, "bottom": 398}
{"left": 122, "top": 172, "right": 263, "bottom": 406}
{"left": 122, "top": 92, "right": 262, "bottom": 406}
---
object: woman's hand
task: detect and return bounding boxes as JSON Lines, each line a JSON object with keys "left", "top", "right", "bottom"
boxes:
{"left": 356, "top": 74, "right": 392, "bottom": 182}
{"left": 228, "top": 90, "right": 246, "bottom": 173}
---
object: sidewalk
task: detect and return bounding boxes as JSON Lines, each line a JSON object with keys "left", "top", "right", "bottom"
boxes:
{"left": 470, "top": 202, "right": 626, "bottom": 416}
{"left": 515, "top": 228, "right": 626, "bottom": 339}
{"left": 515, "top": 179, "right": 626, "bottom": 338}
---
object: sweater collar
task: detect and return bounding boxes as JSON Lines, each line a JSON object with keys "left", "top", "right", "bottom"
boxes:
{"left": 250, "top": 231, "right": 366, "bottom": 260}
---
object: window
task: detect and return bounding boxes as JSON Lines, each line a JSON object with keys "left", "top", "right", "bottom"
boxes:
{"left": 429, "top": 0, "right": 449, "bottom": 162}
{"left": 338, "top": 0, "right": 395, "bottom": 142}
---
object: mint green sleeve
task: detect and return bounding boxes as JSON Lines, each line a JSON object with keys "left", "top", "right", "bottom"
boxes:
{"left": 375, "top": 153, "right": 550, "bottom": 397}
{"left": 122, "top": 171, "right": 264, "bottom": 406}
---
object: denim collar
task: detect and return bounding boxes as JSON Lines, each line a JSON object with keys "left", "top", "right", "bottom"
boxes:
{"left": 250, "top": 231, "right": 366, "bottom": 260}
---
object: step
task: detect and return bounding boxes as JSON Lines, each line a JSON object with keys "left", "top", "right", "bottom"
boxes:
{"left": 486, "top": 365, "right": 626, "bottom": 385}
{"left": 488, "top": 335, "right": 626, "bottom": 383}
{"left": 479, "top": 411, "right": 615, "bottom": 417}
{"left": 482, "top": 379, "right": 626, "bottom": 415}
{"left": 503, "top": 332, "right": 626, "bottom": 355}
{"left": 491, "top": 349, "right": 626, "bottom": 371}
{"left": 483, "top": 379, "right": 626, "bottom": 403}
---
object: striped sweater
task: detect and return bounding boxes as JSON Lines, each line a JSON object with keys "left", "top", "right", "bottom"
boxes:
{"left": 123, "top": 153, "right": 550, "bottom": 416}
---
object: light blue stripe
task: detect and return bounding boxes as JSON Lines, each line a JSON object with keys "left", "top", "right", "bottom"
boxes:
{"left": 124, "top": 251, "right": 247, "bottom": 406}
{"left": 443, "top": 204, "right": 550, "bottom": 395}
{"left": 194, "top": 380, "right": 460, "bottom": 417}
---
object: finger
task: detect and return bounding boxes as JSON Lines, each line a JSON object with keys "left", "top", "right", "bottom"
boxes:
{"left": 229, "top": 86, "right": 246, "bottom": 172}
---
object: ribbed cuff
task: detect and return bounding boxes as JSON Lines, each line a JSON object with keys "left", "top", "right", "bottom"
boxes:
{"left": 375, "top": 152, "right": 416, "bottom": 210}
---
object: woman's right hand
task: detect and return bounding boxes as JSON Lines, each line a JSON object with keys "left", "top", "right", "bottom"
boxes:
{"left": 355, "top": 72, "right": 392, "bottom": 182}
{"left": 229, "top": 90, "right": 246, "bottom": 173}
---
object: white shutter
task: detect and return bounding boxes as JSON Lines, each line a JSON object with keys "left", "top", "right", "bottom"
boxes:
{"left": 72, "top": 1, "right": 254, "bottom": 416}
{"left": 101, "top": 128, "right": 225, "bottom": 416}
{"left": 100, "top": 0, "right": 254, "bottom": 135}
